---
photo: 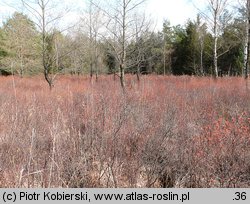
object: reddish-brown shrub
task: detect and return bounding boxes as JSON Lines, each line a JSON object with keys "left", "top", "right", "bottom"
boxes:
{"left": 0, "top": 75, "right": 249, "bottom": 187}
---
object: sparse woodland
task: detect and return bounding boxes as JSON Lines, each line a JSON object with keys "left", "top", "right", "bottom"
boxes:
{"left": 0, "top": 0, "right": 250, "bottom": 188}
{"left": 0, "top": 0, "right": 249, "bottom": 81}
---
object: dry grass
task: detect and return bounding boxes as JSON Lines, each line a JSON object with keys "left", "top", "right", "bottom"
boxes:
{"left": 0, "top": 75, "right": 250, "bottom": 187}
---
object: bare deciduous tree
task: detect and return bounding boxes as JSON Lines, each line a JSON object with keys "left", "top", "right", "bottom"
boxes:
{"left": 86, "top": 0, "right": 103, "bottom": 81}
{"left": 207, "top": 0, "right": 229, "bottom": 77}
{"left": 21, "top": 0, "right": 69, "bottom": 89}
{"left": 97, "top": 0, "right": 147, "bottom": 89}
{"left": 197, "top": 16, "right": 207, "bottom": 76}
{"left": 133, "top": 13, "right": 151, "bottom": 81}
{"left": 196, "top": 0, "right": 230, "bottom": 77}
{"left": 244, "top": 0, "right": 250, "bottom": 79}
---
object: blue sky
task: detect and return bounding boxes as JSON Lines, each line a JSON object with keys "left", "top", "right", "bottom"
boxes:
{"left": 0, "top": 0, "right": 207, "bottom": 29}
{"left": 146, "top": 0, "right": 205, "bottom": 28}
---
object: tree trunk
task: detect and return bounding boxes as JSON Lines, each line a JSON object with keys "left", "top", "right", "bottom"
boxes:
{"left": 20, "top": 53, "right": 24, "bottom": 78}
{"left": 20, "top": 45, "right": 24, "bottom": 78}
{"left": 120, "top": 0, "right": 126, "bottom": 89}
{"left": 200, "top": 50, "right": 203, "bottom": 76}
{"left": 245, "top": 0, "right": 250, "bottom": 79}
{"left": 41, "top": 0, "right": 53, "bottom": 89}
{"left": 136, "top": 63, "right": 140, "bottom": 81}
{"left": 209, "top": 0, "right": 228, "bottom": 78}
{"left": 95, "top": 36, "right": 99, "bottom": 81}
{"left": 90, "top": 62, "right": 93, "bottom": 78}
{"left": 213, "top": 16, "right": 219, "bottom": 78}
{"left": 95, "top": 65, "right": 99, "bottom": 81}
{"left": 120, "top": 64, "right": 125, "bottom": 89}
{"left": 44, "top": 68, "right": 53, "bottom": 90}
{"left": 89, "top": 0, "right": 94, "bottom": 79}
{"left": 200, "top": 40, "right": 204, "bottom": 76}
{"left": 214, "top": 37, "right": 218, "bottom": 77}
{"left": 163, "top": 38, "right": 166, "bottom": 76}
{"left": 244, "top": 15, "right": 248, "bottom": 77}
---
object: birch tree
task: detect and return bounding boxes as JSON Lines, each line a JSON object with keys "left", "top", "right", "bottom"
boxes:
{"left": 197, "top": 16, "right": 207, "bottom": 75}
{"left": 244, "top": 0, "right": 250, "bottom": 79}
{"left": 207, "top": 0, "right": 229, "bottom": 77}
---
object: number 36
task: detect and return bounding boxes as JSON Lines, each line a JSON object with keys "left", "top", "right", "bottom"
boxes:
{"left": 234, "top": 192, "right": 247, "bottom": 201}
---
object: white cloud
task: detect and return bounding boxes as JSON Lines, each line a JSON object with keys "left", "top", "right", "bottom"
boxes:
{"left": 0, "top": 0, "right": 236, "bottom": 30}
{"left": 146, "top": 0, "right": 207, "bottom": 29}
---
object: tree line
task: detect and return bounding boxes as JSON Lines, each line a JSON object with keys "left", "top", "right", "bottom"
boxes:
{"left": 0, "top": 0, "right": 249, "bottom": 88}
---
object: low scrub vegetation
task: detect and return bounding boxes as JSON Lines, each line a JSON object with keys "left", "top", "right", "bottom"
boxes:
{"left": 0, "top": 75, "right": 250, "bottom": 187}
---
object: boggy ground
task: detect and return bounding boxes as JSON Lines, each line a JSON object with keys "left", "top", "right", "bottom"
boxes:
{"left": 0, "top": 75, "right": 250, "bottom": 188}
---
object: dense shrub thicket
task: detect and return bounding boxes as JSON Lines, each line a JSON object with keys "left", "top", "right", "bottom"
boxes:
{"left": 0, "top": 75, "right": 250, "bottom": 187}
